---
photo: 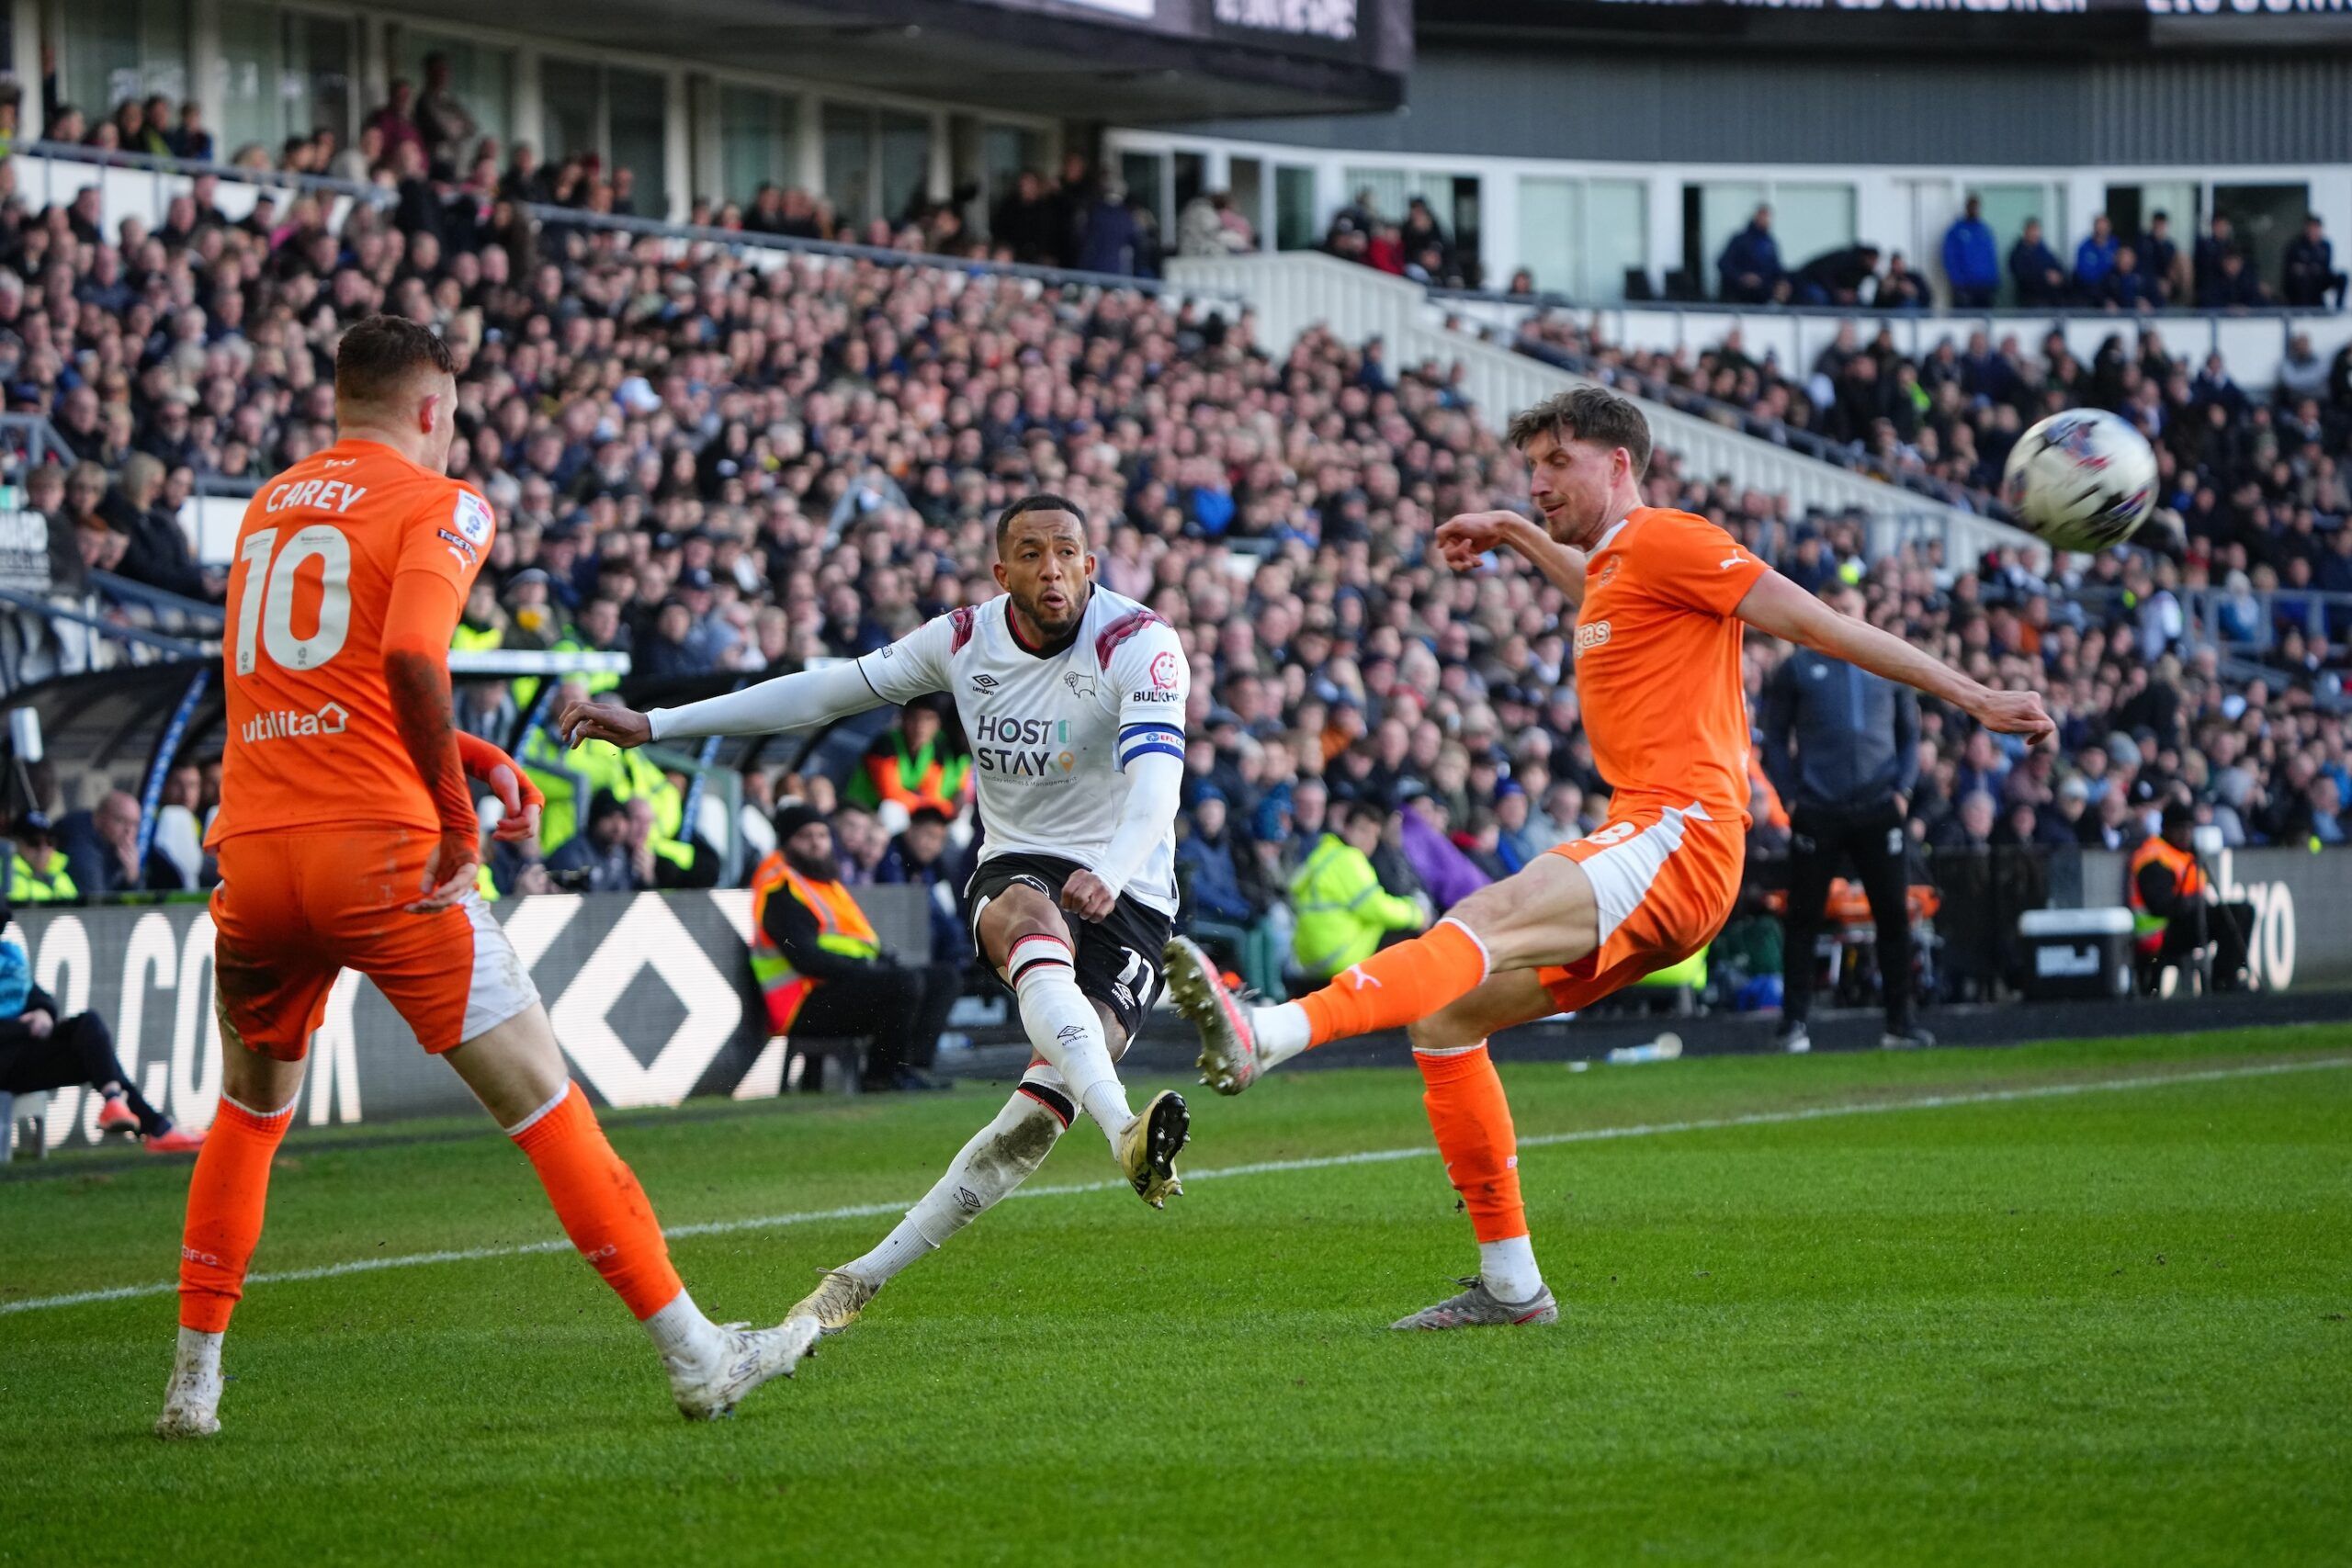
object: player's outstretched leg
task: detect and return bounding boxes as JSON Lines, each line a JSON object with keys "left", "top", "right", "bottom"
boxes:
{"left": 448, "top": 1006, "right": 818, "bottom": 1419}
{"left": 1389, "top": 974, "right": 1558, "bottom": 1330}
{"left": 984, "top": 887, "right": 1186, "bottom": 1208}
{"left": 792, "top": 1087, "right": 1069, "bottom": 1335}
{"left": 1168, "top": 853, "right": 1599, "bottom": 1095}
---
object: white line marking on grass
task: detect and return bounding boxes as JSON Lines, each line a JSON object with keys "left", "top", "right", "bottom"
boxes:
{"left": 6, "top": 1055, "right": 2346, "bottom": 1318}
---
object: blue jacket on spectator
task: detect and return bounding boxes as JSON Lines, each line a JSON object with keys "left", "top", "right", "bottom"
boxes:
{"left": 2075, "top": 231, "right": 2119, "bottom": 294}
{"left": 1717, "top": 222, "right": 1782, "bottom": 302}
{"left": 1175, "top": 817, "right": 1255, "bottom": 925}
{"left": 1941, "top": 217, "right": 1999, "bottom": 296}
{"left": 2010, "top": 236, "right": 2066, "bottom": 306}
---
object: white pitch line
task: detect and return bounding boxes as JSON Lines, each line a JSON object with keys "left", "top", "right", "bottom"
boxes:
{"left": 5, "top": 1055, "right": 2346, "bottom": 1319}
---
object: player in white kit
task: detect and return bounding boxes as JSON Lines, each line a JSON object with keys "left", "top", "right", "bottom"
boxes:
{"left": 557, "top": 495, "right": 1192, "bottom": 1336}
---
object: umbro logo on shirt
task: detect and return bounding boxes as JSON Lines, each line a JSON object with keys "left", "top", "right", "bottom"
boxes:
{"left": 970, "top": 673, "right": 1000, "bottom": 692}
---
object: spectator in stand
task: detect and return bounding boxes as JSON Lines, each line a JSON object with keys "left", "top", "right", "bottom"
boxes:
{"left": 2, "top": 915, "right": 203, "bottom": 1150}
{"left": 58, "top": 790, "right": 184, "bottom": 895}
{"left": 1076, "top": 180, "right": 1138, "bottom": 276}
{"left": 1400, "top": 197, "right": 1453, "bottom": 277}
{"left": 366, "top": 79, "right": 426, "bottom": 165}
{"left": 1942, "top": 196, "right": 2000, "bottom": 309}
{"left": 415, "top": 53, "right": 479, "bottom": 178}
{"left": 875, "top": 804, "right": 973, "bottom": 973}
{"left": 847, "top": 695, "right": 970, "bottom": 820}
{"left": 6, "top": 813, "right": 76, "bottom": 902}
{"left": 1877, "top": 252, "right": 1929, "bottom": 311}
{"left": 991, "top": 169, "right": 1057, "bottom": 264}
{"left": 2199, "top": 249, "right": 2268, "bottom": 310}
{"left": 2193, "top": 216, "right": 2240, "bottom": 306}
{"left": 2143, "top": 210, "right": 2187, "bottom": 305}
{"left": 2099, "top": 245, "right": 2158, "bottom": 313}
{"left": 2281, "top": 216, "right": 2347, "bottom": 311}
{"left": 1174, "top": 784, "right": 1282, "bottom": 998}
{"left": 2074, "top": 213, "right": 2120, "bottom": 302}
{"left": 1792, "top": 243, "right": 1881, "bottom": 308}
{"left": 1717, "top": 204, "right": 1785, "bottom": 304}
{"left": 547, "top": 790, "right": 642, "bottom": 893}
{"left": 1177, "top": 190, "right": 1245, "bottom": 259}
{"left": 107, "top": 453, "right": 208, "bottom": 601}
{"left": 1288, "top": 798, "right": 1426, "bottom": 980}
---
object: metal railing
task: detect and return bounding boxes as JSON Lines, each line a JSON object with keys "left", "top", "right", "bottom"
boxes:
{"left": 17, "top": 142, "right": 1243, "bottom": 305}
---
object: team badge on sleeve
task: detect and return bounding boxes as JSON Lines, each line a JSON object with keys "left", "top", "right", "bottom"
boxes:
{"left": 453, "top": 491, "right": 494, "bottom": 546}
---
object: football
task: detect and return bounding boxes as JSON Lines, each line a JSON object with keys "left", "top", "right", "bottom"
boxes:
{"left": 2001, "top": 408, "right": 2159, "bottom": 553}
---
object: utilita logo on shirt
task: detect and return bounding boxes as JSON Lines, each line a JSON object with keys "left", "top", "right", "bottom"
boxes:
{"left": 242, "top": 702, "right": 350, "bottom": 743}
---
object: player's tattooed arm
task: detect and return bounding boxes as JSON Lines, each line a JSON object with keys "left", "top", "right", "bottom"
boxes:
{"left": 1437, "top": 510, "right": 1588, "bottom": 608}
{"left": 1735, "top": 570, "right": 2056, "bottom": 745}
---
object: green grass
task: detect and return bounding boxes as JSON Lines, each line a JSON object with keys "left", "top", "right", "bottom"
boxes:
{"left": 5, "top": 1025, "right": 2350, "bottom": 1567}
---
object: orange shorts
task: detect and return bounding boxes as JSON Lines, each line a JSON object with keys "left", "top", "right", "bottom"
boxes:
{"left": 1536, "top": 798, "right": 1743, "bottom": 1014}
{"left": 209, "top": 828, "right": 539, "bottom": 1061}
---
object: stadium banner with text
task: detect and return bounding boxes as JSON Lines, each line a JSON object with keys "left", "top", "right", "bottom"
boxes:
{"left": 950, "top": 0, "right": 1410, "bottom": 69}
{"left": 0, "top": 491, "right": 52, "bottom": 594}
{"left": 4, "top": 887, "right": 933, "bottom": 1151}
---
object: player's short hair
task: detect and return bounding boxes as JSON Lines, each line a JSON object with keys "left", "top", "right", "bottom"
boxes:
{"left": 334, "top": 314, "right": 457, "bottom": 411}
{"left": 1505, "top": 387, "right": 1653, "bottom": 479}
{"left": 995, "top": 492, "right": 1087, "bottom": 554}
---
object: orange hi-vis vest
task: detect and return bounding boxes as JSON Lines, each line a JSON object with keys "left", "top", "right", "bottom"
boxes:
{"left": 2126, "top": 834, "right": 2207, "bottom": 942}
{"left": 747, "top": 851, "right": 880, "bottom": 1034}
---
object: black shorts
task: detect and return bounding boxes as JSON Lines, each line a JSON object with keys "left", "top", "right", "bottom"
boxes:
{"left": 967, "top": 852, "right": 1172, "bottom": 1043}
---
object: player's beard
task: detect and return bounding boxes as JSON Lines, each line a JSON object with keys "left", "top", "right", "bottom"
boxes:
{"left": 1012, "top": 581, "right": 1088, "bottom": 643}
{"left": 784, "top": 847, "right": 837, "bottom": 881}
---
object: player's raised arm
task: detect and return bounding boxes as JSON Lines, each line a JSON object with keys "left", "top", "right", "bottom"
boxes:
{"left": 1735, "top": 569, "right": 2055, "bottom": 744}
{"left": 1437, "top": 509, "right": 1589, "bottom": 607}
{"left": 1066, "top": 622, "right": 1192, "bottom": 922}
{"left": 559, "top": 614, "right": 956, "bottom": 749}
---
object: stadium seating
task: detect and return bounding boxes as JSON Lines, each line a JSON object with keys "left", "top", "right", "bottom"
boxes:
{"left": 1, "top": 138, "right": 2346, "bottom": 1013}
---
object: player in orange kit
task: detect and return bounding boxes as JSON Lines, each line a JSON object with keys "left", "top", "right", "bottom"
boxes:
{"left": 157, "top": 316, "right": 815, "bottom": 1438}
{"left": 1164, "top": 386, "right": 2053, "bottom": 1330}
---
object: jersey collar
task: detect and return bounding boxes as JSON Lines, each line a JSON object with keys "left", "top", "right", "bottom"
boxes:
{"left": 1006, "top": 596, "right": 1084, "bottom": 660}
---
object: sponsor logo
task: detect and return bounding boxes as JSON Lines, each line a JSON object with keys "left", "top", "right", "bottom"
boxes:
{"left": 1339, "top": 965, "right": 1380, "bottom": 991}
{"left": 974, "top": 716, "right": 1075, "bottom": 779}
{"left": 453, "top": 491, "right": 494, "bottom": 546}
{"left": 974, "top": 716, "right": 1067, "bottom": 747}
{"left": 1720, "top": 551, "right": 1747, "bottom": 570}
{"left": 971, "top": 673, "right": 1000, "bottom": 693}
{"left": 1148, "top": 651, "right": 1178, "bottom": 691}
{"left": 241, "top": 702, "right": 349, "bottom": 744}
{"left": 1128, "top": 689, "right": 1181, "bottom": 705}
{"left": 435, "top": 526, "right": 479, "bottom": 565}
{"left": 1573, "top": 620, "right": 1611, "bottom": 656}
{"left": 954, "top": 1184, "right": 984, "bottom": 1214}
{"left": 1057, "top": 751, "right": 1075, "bottom": 773}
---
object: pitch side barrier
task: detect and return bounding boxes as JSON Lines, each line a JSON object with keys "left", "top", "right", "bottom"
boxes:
{"left": 7, "top": 845, "right": 2347, "bottom": 1148}
{"left": 0, "top": 886, "right": 932, "bottom": 1151}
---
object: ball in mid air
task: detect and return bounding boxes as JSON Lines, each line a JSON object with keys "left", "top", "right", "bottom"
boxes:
{"left": 2001, "top": 408, "right": 2158, "bottom": 554}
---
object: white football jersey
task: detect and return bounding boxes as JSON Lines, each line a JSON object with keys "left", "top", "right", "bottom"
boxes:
{"left": 856, "top": 586, "right": 1190, "bottom": 914}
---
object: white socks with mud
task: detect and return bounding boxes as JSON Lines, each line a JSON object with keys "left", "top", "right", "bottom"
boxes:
{"left": 1479, "top": 1236, "right": 1545, "bottom": 1304}
{"left": 642, "top": 1288, "right": 728, "bottom": 1366}
{"left": 1250, "top": 1003, "right": 1312, "bottom": 1070}
{"left": 1009, "top": 935, "right": 1132, "bottom": 1152}
{"left": 847, "top": 1093, "right": 1066, "bottom": 1284}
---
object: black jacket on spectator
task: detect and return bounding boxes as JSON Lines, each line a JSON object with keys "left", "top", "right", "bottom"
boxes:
{"left": 1759, "top": 648, "right": 1920, "bottom": 814}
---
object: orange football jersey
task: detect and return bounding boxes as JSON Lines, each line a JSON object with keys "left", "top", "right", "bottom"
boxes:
{"left": 207, "top": 438, "right": 493, "bottom": 847}
{"left": 1570, "top": 506, "right": 1770, "bottom": 822}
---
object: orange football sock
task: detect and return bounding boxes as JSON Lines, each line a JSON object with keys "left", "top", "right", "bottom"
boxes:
{"left": 1295, "top": 919, "right": 1490, "bottom": 1048}
{"left": 509, "top": 1084, "right": 683, "bottom": 1320}
{"left": 177, "top": 1093, "right": 297, "bottom": 1333}
{"left": 1415, "top": 1044, "right": 1526, "bottom": 1244}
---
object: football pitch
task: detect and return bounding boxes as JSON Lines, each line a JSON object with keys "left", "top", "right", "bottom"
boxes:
{"left": 5, "top": 1024, "right": 2348, "bottom": 1567}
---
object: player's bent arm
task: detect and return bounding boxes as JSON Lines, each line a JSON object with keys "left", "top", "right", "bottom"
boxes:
{"left": 1093, "top": 750, "right": 1184, "bottom": 901}
{"left": 644, "top": 660, "right": 891, "bottom": 742}
{"left": 381, "top": 570, "right": 478, "bottom": 846}
{"left": 1501, "top": 515, "right": 1589, "bottom": 608}
{"left": 1734, "top": 570, "right": 2055, "bottom": 741}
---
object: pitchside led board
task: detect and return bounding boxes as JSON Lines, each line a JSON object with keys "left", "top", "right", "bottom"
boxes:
{"left": 3, "top": 886, "right": 934, "bottom": 1152}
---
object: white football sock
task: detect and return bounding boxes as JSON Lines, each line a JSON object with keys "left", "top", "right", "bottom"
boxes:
{"left": 641, "top": 1288, "right": 726, "bottom": 1365}
{"left": 1478, "top": 1235, "right": 1545, "bottom": 1304}
{"left": 848, "top": 1093, "right": 1065, "bottom": 1284}
{"left": 1009, "top": 936, "right": 1131, "bottom": 1153}
{"left": 1251, "top": 1002, "right": 1312, "bottom": 1069}
{"left": 173, "top": 1325, "right": 222, "bottom": 1378}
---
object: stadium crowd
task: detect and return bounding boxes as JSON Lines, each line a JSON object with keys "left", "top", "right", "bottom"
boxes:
{"left": 1515, "top": 308, "right": 2352, "bottom": 591}
{"left": 0, "top": 129, "right": 2346, "bottom": 1020}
